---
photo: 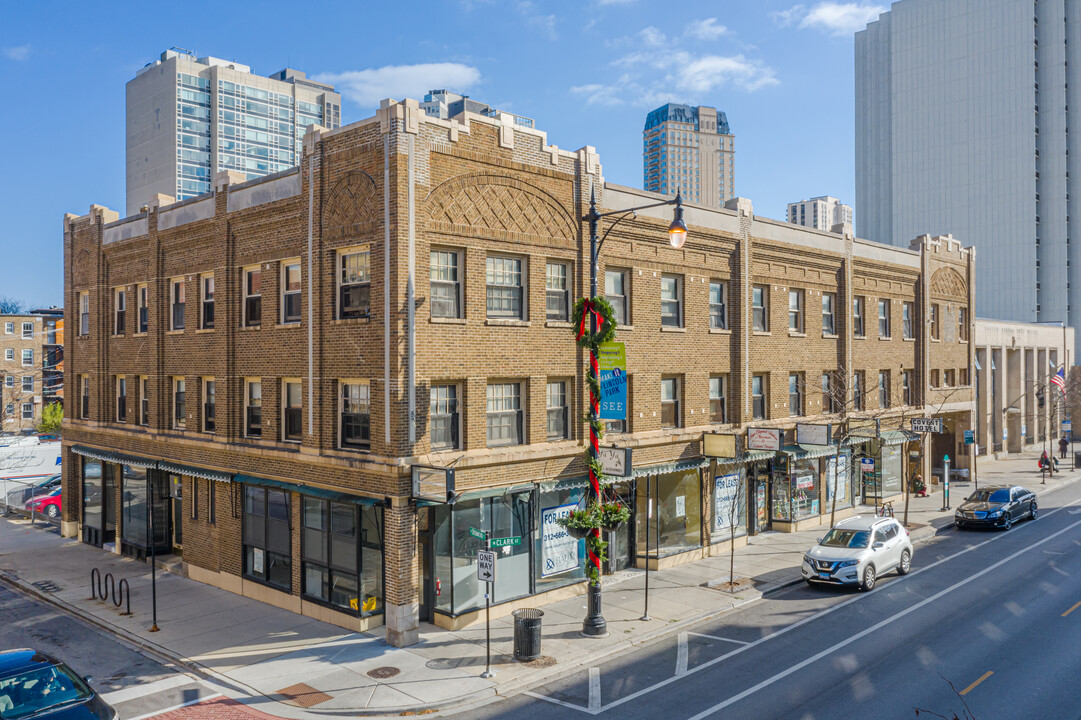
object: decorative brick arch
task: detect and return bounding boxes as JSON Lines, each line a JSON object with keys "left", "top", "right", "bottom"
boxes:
{"left": 929, "top": 266, "right": 968, "bottom": 299}
{"left": 425, "top": 173, "right": 575, "bottom": 240}
{"left": 324, "top": 171, "right": 378, "bottom": 232}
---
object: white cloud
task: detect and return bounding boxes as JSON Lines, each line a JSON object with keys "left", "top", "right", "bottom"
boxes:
{"left": 3, "top": 44, "right": 31, "bottom": 62}
{"left": 570, "top": 83, "right": 626, "bottom": 106}
{"left": 774, "top": 2, "right": 885, "bottom": 36}
{"left": 639, "top": 26, "right": 667, "bottom": 47}
{"left": 676, "top": 54, "right": 778, "bottom": 93}
{"left": 685, "top": 18, "right": 729, "bottom": 41}
{"left": 597, "top": 0, "right": 637, "bottom": 5}
{"left": 314, "top": 63, "right": 482, "bottom": 108}
{"left": 518, "top": 1, "right": 559, "bottom": 40}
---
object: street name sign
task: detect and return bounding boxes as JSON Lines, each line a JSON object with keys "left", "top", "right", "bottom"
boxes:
{"left": 910, "top": 417, "right": 944, "bottom": 434}
{"left": 490, "top": 536, "right": 521, "bottom": 548}
{"left": 469, "top": 527, "right": 485, "bottom": 541}
{"left": 477, "top": 550, "right": 496, "bottom": 582}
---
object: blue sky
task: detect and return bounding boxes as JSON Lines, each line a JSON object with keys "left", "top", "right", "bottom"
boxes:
{"left": 0, "top": 0, "right": 886, "bottom": 308}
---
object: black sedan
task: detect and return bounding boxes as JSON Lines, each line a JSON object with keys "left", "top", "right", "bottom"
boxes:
{"left": 0, "top": 649, "right": 116, "bottom": 720}
{"left": 954, "top": 485, "right": 1037, "bottom": 530}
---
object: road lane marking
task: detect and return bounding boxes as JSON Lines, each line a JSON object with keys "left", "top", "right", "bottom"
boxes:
{"left": 676, "top": 634, "right": 688, "bottom": 676}
{"left": 125, "top": 693, "right": 223, "bottom": 720}
{"left": 101, "top": 675, "right": 197, "bottom": 705}
{"left": 1062, "top": 601, "right": 1081, "bottom": 617}
{"left": 686, "top": 632, "right": 748, "bottom": 645}
{"left": 588, "top": 668, "right": 601, "bottom": 711}
{"left": 526, "top": 495, "right": 1081, "bottom": 716}
{"left": 684, "top": 512, "right": 1081, "bottom": 720}
{"left": 959, "top": 671, "right": 993, "bottom": 696}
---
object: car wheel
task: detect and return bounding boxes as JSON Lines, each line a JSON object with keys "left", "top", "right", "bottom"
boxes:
{"left": 1030, "top": 502, "right": 1038, "bottom": 520}
{"left": 1002, "top": 515, "right": 1013, "bottom": 531}
{"left": 861, "top": 565, "right": 876, "bottom": 592}
{"left": 898, "top": 550, "right": 912, "bottom": 575}
{"left": 44, "top": 504, "right": 59, "bottom": 518}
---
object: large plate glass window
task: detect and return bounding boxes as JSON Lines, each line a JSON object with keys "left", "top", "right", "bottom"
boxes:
{"left": 243, "top": 486, "right": 291, "bottom": 590}
{"left": 302, "top": 497, "right": 383, "bottom": 616}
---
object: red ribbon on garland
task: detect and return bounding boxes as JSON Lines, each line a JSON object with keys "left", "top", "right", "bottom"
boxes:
{"left": 576, "top": 299, "right": 605, "bottom": 341}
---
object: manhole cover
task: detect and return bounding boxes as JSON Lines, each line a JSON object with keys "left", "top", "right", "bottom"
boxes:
{"left": 367, "top": 666, "right": 401, "bottom": 679}
{"left": 276, "top": 682, "right": 333, "bottom": 708}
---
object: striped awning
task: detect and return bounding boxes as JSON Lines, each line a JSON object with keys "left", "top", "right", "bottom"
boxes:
{"left": 158, "top": 460, "right": 232, "bottom": 483}
{"left": 781, "top": 444, "right": 845, "bottom": 460}
{"left": 881, "top": 430, "right": 919, "bottom": 446}
{"left": 630, "top": 457, "right": 709, "bottom": 478}
{"left": 456, "top": 483, "right": 536, "bottom": 501}
{"left": 233, "top": 474, "right": 381, "bottom": 506}
{"left": 70, "top": 445, "right": 158, "bottom": 469}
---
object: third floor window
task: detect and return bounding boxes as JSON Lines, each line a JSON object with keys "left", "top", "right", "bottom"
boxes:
{"left": 114, "top": 289, "right": 126, "bottom": 335}
{"left": 340, "top": 248, "right": 371, "bottom": 319}
{"left": 282, "top": 263, "right": 301, "bottom": 324}
{"left": 605, "top": 269, "right": 629, "bottom": 325}
{"left": 137, "top": 285, "right": 148, "bottom": 333}
{"left": 709, "top": 280, "right": 727, "bottom": 330}
{"left": 752, "top": 285, "right": 768, "bottom": 332}
{"left": 283, "top": 381, "right": 302, "bottom": 442}
{"left": 201, "top": 275, "right": 215, "bottom": 329}
{"left": 170, "top": 279, "right": 185, "bottom": 331}
{"left": 486, "top": 256, "right": 524, "bottom": 320}
{"left": 244, "top": 268, "right": 262, "bottom": 327}
{"left": 546, "top": 261, "right": 569, "bottom": 322}
{"left": 430, "top": 250, "right": 461, "bottom": 319}
{"left": 660, "top": 275, "right": 682, "bottom": 328}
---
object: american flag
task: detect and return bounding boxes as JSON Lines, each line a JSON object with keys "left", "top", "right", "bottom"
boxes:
{"left": 1051, "top": 366, "right": 1067, "bottom": 394}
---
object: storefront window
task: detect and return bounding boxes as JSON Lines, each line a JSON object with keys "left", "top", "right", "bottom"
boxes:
{"left": 536, "top": 481, "right": 587, "bottom": 594}
{"left": 712, "top": 469, "right": 747, "bottom": 541}
{"left": 121, "top": 466, "right": 148, "bottom": 548}
{"left": 82, "top": 459, "right": 103, "bottom": 535}
{"left": 637, "top": 469, "right": 702, "bottom": 558}
{"left": 825, "top": 452, "right": 853, "bottom": 510}
{"left": 301, "top": 496, "right": 383, "bottom": 616}
{"left": 243, "top": 486, "right": 291, "bottom": 591}
{"left": 881, "top": 444, "right": 903, "bottom": 495}
{"left": 432, "top": 490, "right": 533, "bottom": 616}
{"left": 772, "top": 459, "right": 821, "bottom": 522}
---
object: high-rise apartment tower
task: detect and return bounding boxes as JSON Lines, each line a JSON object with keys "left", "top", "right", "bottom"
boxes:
{"left": 856, "top": 0, "right": 1080, "bottom": 339}
{"left": 787, "top": 196, "right": 853, "bottom": 231}
{"left": 126, "top": 48, "right": 342, "bottom": 215}
{"left": 643, "top": 103, "right": 734, "bottom": 206}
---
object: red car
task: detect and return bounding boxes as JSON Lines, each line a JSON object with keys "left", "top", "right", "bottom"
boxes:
{"left": 25, "top": 486, "right": 61, "bottom": 519}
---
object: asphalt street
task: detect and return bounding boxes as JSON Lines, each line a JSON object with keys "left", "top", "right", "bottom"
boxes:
{"left": 0, "top": 580, "right": 219, "bottom": 719}
{"left": 458, "top": 480, "right": 1081, "bottom": 720}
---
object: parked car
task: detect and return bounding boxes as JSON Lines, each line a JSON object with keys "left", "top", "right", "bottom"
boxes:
{"left": 802, "top": 515, "right": 913, "bottom": 591}
{"left": 0, "top": 648, "right": 116, "bottom": 720}
{"left": 5, "top": 474, "right": 61, "bottom": 509}
{"left": 954, "top": 485, "right": 1037, "bottom": 530}
{"left": 24, "top": 487, "right": 61, "bottom": 519}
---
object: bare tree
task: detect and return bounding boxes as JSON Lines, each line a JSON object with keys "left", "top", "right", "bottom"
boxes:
{"left": 0, "top": 297, "right": 26, "bottom": 314}
{"left": 712, "top": 462, "right": 748, "bottom": 593}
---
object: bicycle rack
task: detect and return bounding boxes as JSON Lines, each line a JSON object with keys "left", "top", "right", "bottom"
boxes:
{"left": 103, "top": 573, "right": 116, "bottom": 604}
{"left": 89, "top": 567, "right": 132, "bottom": 617}
{"left": 90, "top": 568, "right": 103, "bottom": 600}
{"left": 115, "top": 578, "right": 132, "bottom": 616}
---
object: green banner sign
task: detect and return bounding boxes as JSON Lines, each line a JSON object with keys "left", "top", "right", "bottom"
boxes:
{"left": 489, "top": 536, "right": 522, "bottom": 548}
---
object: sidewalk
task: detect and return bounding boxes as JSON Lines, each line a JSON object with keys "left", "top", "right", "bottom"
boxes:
{"left": 1, "top": 450, "right": 1075, "bottom": 717}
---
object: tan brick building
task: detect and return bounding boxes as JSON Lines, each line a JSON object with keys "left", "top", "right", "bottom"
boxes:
{"left": 62, "top": 99, "right": 974, "bottom": 647}
{"left": 0, "top": 311, "right": 63, "bottom": 434}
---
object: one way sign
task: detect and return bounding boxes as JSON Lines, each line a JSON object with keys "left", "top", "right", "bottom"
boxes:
{"left": 477, "top": 550, "right": 496, "bottom": 583}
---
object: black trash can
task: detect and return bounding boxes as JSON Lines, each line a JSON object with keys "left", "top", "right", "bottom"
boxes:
{"left": 512, "top": 608, "right": 544, "bottom": 661}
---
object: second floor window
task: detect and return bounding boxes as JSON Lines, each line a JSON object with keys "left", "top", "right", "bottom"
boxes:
{"left": 283, "top": 381, "right": 302, "bottom": 442}
{"left": 853, "top": 372, "right": 864, "bottom": 410}
{"left": 605, "top": 269, "right": 628, "bottom": 325}
{"left": 752, "top": 374, "right": 766, "bottom": 420}
{"left": 546, "top": 262, "right": 569, "bottom": 322}
{"left": 246, "top": 381, "right": 262, "bottom": 437}
{"left": 486, "top": 382, "right": 522, "bottom": 446}
{"left": 341, "top": 381, "right": 371, "bottom": 449}
{"left": 822, "top": 293, "right": 835, "bottom": 335}
{"left": 661, "top": 376, "right": 680, "bottom": 428}
{"left": 853, "top": 296, "right": 865, "bottom": 336}
{"left": 244, "top": 268, "right": 262, "bottom": 327}
{"left": 116, "top": 376, "right": 127, "bottom": 422}
{"left": 340, "top": 249, "right": 371, "bottom": 319}
{"left": 486, "top": 256, "right": 524, "bottom": 319}
{"left": 114, "top": 290, "right": 126, "bottom": 335}
{"left": 21, "top": 376, "right": 32, "bottom": 392}
{"left": 788, "top": 290, "right": 803, "bottom": 332}
{"left": 902, "top": 370, "right": 914, "bottom": 405}
{"left": 140, "top": 377, "right": 149, "bottom": 425}
{"left": 282, "top": 263, "right": 301, "bottom": 324}
{"left": 201, "top": 275, "right": 215, "bottom": 329}
{"left": 709, "top": 281, "right": 727, "bottom": 330}
{"left": 788, "top": 373, "right": 802, "bottom": 416}
{"left": 204, "top": 379, "right": 216, "bottom": 432}
{"left": 79, "top": 292, "right": 89, "bottom": 336}
{"left": 80, "top": 376, "right": 89, "bottom": 419}
{"left": 902, "top": 302, "right": 914, "bottom": 339}
{"left": 138, "top": 284, "right": 148, "bottom": 333}
{"left": 753, "top": 285, "right": 768, "bottom": 331}
{"left": 959, "top": 307, "right": 969, "bottom": 341}
{"left": 430, "top": 250, "right": 461, "bottom": 319}
{"left": 878, "top": 299, "right": 890, "bottom": 337}
{"left": 173, "top": 377, "right": 186, "bottom": 429}
{"left": 879, "top": 371, "right": 890, "bottom": 408}
{"left": 546, "top": 381, "right": 568, "bottom": 440}
{"left": 822, "top": 373, "right": 838, "bottom": 413}
{"left": 21, "top": 350, "right": 32, "bottom": 367}
{"left": 930, "top": 304, "right": 940, "bottom": 340}
{"left": 430, "top": 384, "right": 459, "bottom": 451}
{"left": 661, "top": 275, "right": 682, "bottom": 328}
{"left": 709, "top": 375, "right": 726, "bottom": 423}
{"left": 21, "top": 322, "right": 32, "bottom": 339}
{"left": 171, "top": 279, "right": 185, "bottom": 330}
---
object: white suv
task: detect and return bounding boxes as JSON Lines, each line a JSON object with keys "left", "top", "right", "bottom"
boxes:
{"left": 801, "top": 515, "right": 913, "bottom": 591}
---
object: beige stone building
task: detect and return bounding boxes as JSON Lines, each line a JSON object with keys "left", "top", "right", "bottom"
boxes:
{"left": 63, "top": 99, "right": 973, "bottom": 648}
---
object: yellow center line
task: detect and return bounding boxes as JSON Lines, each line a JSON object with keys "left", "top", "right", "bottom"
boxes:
{"left": 1062, "top": 601, "right": 1081, "bottom": 617}
{"left": 960, "top": 671, "right": 994, "bottom": 696}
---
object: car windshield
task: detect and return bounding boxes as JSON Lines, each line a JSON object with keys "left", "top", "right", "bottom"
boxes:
{"left": 820, "top": 529, "right": 871, "bottom": 549}
{"left": 969, "top": 489, "right": 1010, "bottom": 503}
{"left": 0, "top": 664, "right": 91, "bottom": 720}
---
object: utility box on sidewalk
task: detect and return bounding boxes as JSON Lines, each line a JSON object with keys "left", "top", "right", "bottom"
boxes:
{"left": 512, "top": 608, "right": 544, "bottom": 661}
{"left": 1074, "top": 451, "right": 1081, "bottom": 467}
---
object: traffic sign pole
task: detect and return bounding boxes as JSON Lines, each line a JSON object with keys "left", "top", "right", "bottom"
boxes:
{"left": 941, "top": 455, "right": 951, "bottom": 511}
{"left": 481, "top": 531, "right": 493, "bottom": 679}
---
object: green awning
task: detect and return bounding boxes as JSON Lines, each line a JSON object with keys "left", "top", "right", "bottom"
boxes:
{"left": 881, "top": 430, "right": 919, "bottom": 446}
{"left": 158, "top": 460, "right": 232, "bottom": 483}
{"left": 70, "top": 445, "right": 158, "bottom": 470}
{"left": 233, "top": 474, "right": 381, "bottom": 505}
{"left": 781, "top": 444, "right": 844, "bottom": 460}
{"left": 630, "top": 457, "right": 709, "bottom": 478}
{"left": 456, "top": 483, "right": 536, "bottom": 501}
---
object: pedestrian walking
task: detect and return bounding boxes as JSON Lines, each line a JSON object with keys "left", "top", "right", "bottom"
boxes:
{"left": 1059, "top": 435, "right": 1069, "bottom": 459}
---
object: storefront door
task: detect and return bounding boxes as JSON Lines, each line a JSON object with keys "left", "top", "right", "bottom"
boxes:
{"left": 751, "top": 464, "right": 770, "bottom": 534}
{"left": 103, "top": 464, "right": 116, "bottom": 544}
{"left": 417, "top": 508, "right": 434, "bottom": 623}
{"left": 604, "top": 481, "right": 634, "bottom": 574}
{"left": 169, "top": 475, "right": 183, "bottom": 553}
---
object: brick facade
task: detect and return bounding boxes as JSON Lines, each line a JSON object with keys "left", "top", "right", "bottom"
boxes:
{"left": 0, "top": 312, "right": 62, "bottom": 433}
{"left": 63, "top": 99, "right": 975, "bottom": 645}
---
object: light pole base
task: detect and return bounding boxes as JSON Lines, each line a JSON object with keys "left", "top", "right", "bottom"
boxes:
{"left": 481, "top": 671, "right": 495, "bottom": 679}
{"left": 581, "top": 583, "right": 608, "bottom": 638}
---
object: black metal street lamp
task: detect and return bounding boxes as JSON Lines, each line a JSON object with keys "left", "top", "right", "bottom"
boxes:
{"left": 579, "top": 187, "right": 686, "bottom": 638}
